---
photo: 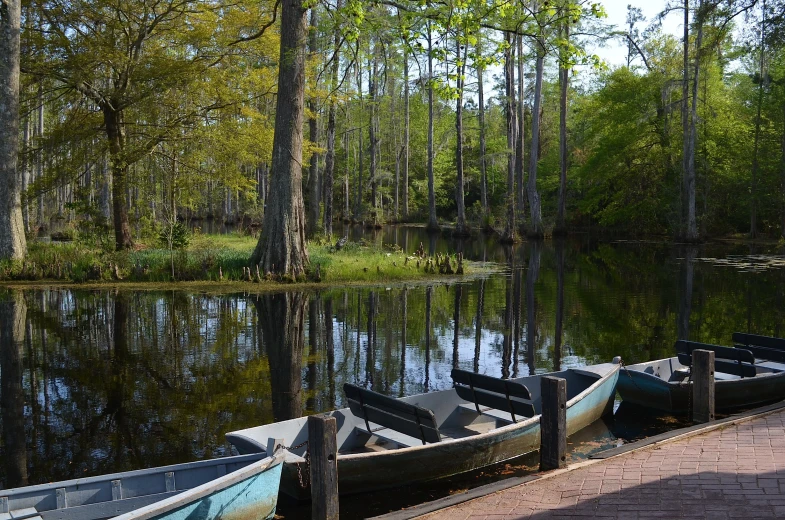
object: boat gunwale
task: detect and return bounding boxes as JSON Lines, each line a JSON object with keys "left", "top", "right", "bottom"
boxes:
{"left": 108, "top": 450, "right": 286, "bottom": 520}
{"left": 0, "top": 453, "right": 268, "bottom": 497}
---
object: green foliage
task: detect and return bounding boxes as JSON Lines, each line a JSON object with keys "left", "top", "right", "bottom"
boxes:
{"left": 159, "top": 223, "right": 191, "bottom": 251}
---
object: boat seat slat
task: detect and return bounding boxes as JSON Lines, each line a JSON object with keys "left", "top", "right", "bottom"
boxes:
{"left": 676, "top": 353, "right": 757, "bottom": 378}
{"left": 451, "top": 369, "right": 535, "bottom": 422}
{"left": 733, "top": 333, "right": 785, "bottom": 352}
{"left": 344, "top": 383, "right": 441, "bottom": 444}
{"left": 8, "top": 508, "right": 39, "bottom": 520}
{"left": 675, "top": 340, "right": 755, "bottom": 363}
{"left": 739, "top": 345, "right": 785, "bottom": 363}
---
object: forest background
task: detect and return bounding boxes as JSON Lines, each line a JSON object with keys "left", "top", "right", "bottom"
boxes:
{"left": 1, "top": 0, "right": 785, "bottom": 264}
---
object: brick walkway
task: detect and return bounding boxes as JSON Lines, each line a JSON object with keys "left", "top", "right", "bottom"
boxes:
{"left": 419, "top": 410, "right": 785, "bottom": 519}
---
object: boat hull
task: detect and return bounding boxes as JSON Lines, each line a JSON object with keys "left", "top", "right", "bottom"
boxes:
{"left": 111, "top": 454, "right": 284, "bottom": 520}
{"left": 617, "top": 358, "right": 785, "bottom": 413}
{"left": 1, "top": 452, "right": 285, "bottom": 520}
{"left": 232, "top": 364, "right": 620, "bottom": 499}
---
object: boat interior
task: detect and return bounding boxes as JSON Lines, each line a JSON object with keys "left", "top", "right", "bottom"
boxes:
{"left": 226, "top": 365, "right": 614, "bottom": 460}
{"left": 629, "top": 356, "right": 785, "bottom": 383}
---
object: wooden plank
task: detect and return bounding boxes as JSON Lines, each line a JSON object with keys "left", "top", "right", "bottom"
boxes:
{"left": 346, "top": 400, "right": 441, "bottom": 444}
{"left": 741, "top": 345, "right": 785, "bottom": 363}
{"left": 453, "top": 386, "right": 535, "bottom": 420}
{"left": 675, "top": 340, "right": 754, "bottom": 363}
{"left": 308, "top": 415, "right": 339, "bottom": 520}
{"left": 693, "top": 349, "right": 715, "bottom": 424}
{"left": 676, "top": 353, "right": 757, "bottom": 378}
{"left": 344, "top": 384, "right": 437, "bottom": 424}
{"left": 344, "top": 384, "right": 440, "bottom": 444}
{"left": 450, "top": 369, "right": 532, "bottom": 400}
{"left": 733, "top": 333, "right": 785, "bottom": 352}
{"left": 9, "top": 508, "right": 39, "bottom": 520}
{"left": 1, "top": 497, "right": 8, "bottom": 514}
{"left": 540, "top": 376, "right": 567, "bottom": 471}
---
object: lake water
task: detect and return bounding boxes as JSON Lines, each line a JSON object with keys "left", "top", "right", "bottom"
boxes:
{"left": 2, "top": 227, "right": 784, "bottom": 516}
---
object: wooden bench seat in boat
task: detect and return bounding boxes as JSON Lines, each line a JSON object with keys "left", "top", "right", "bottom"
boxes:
{"left": 675, "top": 340, "right": 756, "bottom": 378}
{"left": 344, "top": 383, "right": 441, "bottom": 447}
{"left": 733, "top": 333, "right": 785, "bottom": 363}
{"left": 451, "top": 369, "right": 535, "bottom": 423}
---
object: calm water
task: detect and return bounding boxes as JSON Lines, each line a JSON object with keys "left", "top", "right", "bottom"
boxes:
{"left": 2, "top": 228, "right": 785, "bottom": 516}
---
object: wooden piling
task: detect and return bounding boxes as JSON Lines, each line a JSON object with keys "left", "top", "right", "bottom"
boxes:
{"left": 692, "top": 349, "right": 715, "bottom": 423}
{"left": 540, "top": 376, "right": 567, "bottom": 471}
{"left": 308, "top": 414, "right": 339, "bottom": 520}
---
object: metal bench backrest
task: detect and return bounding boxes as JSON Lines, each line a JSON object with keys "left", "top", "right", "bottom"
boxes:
{"left": 733, "top": 333, "right": 785, "bottom": 362}
{"left": 343, "top": 383, "right": 441, "bottom": 445}
{"left": 675, "top": 340, "right": 756, "bottom": 378}
{"left": 451, "top": 369, "right": 535, "bottom": 422}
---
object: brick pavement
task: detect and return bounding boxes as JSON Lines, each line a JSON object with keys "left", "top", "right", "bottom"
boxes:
{"left": 419, "top": 410, "right": 785, "bottom": 519}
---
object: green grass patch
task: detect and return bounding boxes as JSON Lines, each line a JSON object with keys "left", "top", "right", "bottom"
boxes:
{"left": 0, "top": 235, "right": 494, "bottom": 286}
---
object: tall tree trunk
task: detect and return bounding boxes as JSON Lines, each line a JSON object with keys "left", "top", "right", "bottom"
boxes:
{"left": 369, "top": 54, "right": 379, "bottom": 227}
{"left": 477, "top": 49, "right": 489, "bottom": 227}
{"left": 501, "top": 32, "right": 517, "bottom": 243}
{"left": 36, "top": 84, "right": 44, "bottom": 228}
{"left": 306, "top": 9, "right": 320, "bottom": 238}
{"left": 323, "top": 1, "right": 341, "bottom": 238}
{"left": 751, "top": 0, "right": 766, "bottom": 240}
{"left": 0, "top": 290, "right": 28, "bottom": 487}
{"left": 555, "top": 19, "right": 570, "bottom": 234}
{"left": 403, "top": 47, "right": 410, "bottom": 220}
{"left": 454, "top": 38, "right": 469, "bottom": 236}
{"left": 22, "top": 115, "right": 30, "bottom": 235}
{"left": 681, "top": 0, "right": 698, "bottom": 241}
{"left": 687, "top": 0, "right": 701, "bottom": 242}
{"left": 781, "top": 99, "right": 785, "bottom": 238}
{"left": 527, "top": 39, "right": 545, "bottom": 238}
{"left": 251, "top": 0, "right": 309, "bottom": 276}
{"left": 426, "top": 22, "right": 439, "bottom": 232}
{"left": 354, "top": 62, "right": 364, "bottom": 221}
{"left": 515, "top": 35, "right": 526, "bottom": 234}
{"left": 0, "top": 0, "right": 27, "bottom": 260}
{"left": 103, "top": 107, "right": 134, "bottom": 250}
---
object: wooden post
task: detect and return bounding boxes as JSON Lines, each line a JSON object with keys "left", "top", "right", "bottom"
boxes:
{"left": 308, "top": 414, "right": 339, "bottom": 520}
{"left": 692, "top": 349, "right": 715, "bottom": 423}
{"left": 540, "top": 376, "right": 567, "bottom": 471}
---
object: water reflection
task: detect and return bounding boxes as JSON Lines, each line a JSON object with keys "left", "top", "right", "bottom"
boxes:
{"left": 253, "top": 293, "right": 306, "bottom": 422}
{"left": 2, "top": 235, "right": 785, "bottom": 490}
{"left": 1, "top": 290, "right": 28, "bottom": 488}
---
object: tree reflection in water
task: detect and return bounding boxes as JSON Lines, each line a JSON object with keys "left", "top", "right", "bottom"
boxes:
{"left": 3, "top": 237, "right": 785, "bottom": 486}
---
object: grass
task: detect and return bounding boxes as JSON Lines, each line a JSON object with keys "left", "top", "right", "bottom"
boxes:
{"left": 0, "top": 233, "right": 498, "bottom": 287}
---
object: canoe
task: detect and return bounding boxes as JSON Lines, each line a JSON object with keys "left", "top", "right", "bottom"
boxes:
{"left": 1, "top": 450, "right": 285, "bottom": 520}
{"left": 226, "top": 361, "right": 621, "bottom": 499}
{"left": 617, "top": 337, "right": 785, "bottom": 413}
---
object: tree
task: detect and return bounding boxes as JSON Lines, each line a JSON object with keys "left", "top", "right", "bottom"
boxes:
{"left": 0, "top": 0, "right": 27, "bottom": 260}
{"left": 251, "top": 0, "right": 310, "bottom": 277}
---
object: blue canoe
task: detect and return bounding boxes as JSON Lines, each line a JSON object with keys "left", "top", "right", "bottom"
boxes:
{"left": 1, "top": 449, "right": 285, "bottom": 520}
{"left": 227, "top": 361, "right": 621, "bottom": 499}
